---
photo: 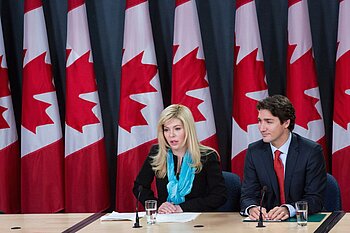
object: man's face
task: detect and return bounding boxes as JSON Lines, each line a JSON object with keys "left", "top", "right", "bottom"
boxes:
{"left": 257, "top": 109, "right": 290, "bottom": 148}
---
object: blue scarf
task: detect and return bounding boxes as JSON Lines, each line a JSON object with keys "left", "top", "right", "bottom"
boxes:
{"left": 166, "top": 150, "right": 195, "bottom": 204}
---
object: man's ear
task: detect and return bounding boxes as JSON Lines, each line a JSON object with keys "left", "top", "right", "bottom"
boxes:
{"left": 284, "top": 119, "right": 290, "bottom": 129}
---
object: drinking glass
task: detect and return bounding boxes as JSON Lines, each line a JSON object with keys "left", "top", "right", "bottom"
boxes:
{"left": 295, "top": 201, "right": 308, "bottom": 226}
{"left": 145, "top": 200, "right": 157, "bottom": 224}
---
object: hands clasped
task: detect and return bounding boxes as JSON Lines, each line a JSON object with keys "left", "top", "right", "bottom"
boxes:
{"left": 158, "top": 202, "right": 183, "bottom": 214}
{"left": 248, "top": 206, "right": 289, "bottom": 221}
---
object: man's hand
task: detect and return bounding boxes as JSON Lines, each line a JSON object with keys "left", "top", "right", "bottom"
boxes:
{"left": 267, "top": 206, "right": 290, "bottom": 220}
{"left": 248, "top": 206, "right": 268, "bottom": 220}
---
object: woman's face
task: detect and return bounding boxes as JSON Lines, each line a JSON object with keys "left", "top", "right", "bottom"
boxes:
{"left": 163, "top": 118, "right": 186, "bottom": 155}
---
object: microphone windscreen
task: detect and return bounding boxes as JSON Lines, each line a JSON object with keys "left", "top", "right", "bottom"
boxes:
{"left": 138, "top": 185, "right": 143, "bottom": 193}
{"left": 262, "top": 186, "right": 267, "bottom": 192}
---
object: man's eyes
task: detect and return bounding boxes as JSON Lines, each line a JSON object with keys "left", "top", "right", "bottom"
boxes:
{"left": 258, "top": 120, "right": 274, "bottom": 124}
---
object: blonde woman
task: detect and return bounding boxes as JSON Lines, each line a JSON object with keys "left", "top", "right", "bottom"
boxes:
{"left": 133, "top": 104, "right": 227, "bottom": 213}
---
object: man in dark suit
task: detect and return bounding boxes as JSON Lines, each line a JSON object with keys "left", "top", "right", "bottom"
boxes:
{"left": 240, "top": 95, "right": 326, "bottom": 221}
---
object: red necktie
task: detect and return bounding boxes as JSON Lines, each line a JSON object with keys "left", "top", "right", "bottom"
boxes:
{"left": 274, "top": 150, "right": 285, "bottom": 204}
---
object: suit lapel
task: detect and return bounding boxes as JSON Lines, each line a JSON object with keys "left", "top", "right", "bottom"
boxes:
{"left": 261, "top": 144, "right": 280, "bottom": 200}
{"left": 284, "top": 133, "right": 299, "bottom": 201}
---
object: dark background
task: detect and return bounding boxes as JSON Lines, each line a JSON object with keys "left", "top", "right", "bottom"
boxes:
{"left": 1, "top": 0, "right": 339, "bottom": 210}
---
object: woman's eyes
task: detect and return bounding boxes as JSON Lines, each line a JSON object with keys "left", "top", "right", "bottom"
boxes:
{"left": 163, "top": 127, "right": 182, "bottom": 132}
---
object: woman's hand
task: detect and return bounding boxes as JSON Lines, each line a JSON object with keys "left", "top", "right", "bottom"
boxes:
{"left": 158, "top": 202, "right": 176, "bottom": 214}
{"left": 174, "top": 205, "right": 183, "bottom": 213}
{"left": 158, "top": 202, "right": 183, "bottom": 214}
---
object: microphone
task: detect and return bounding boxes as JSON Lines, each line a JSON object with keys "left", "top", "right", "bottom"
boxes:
{"left": 256, "top": 186, "right": 267, "bottom": 228}
{"left": 133, "top": 185, "right": 143, "bottom": 228}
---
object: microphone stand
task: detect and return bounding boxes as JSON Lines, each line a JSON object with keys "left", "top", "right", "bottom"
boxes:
{"left": 133, "top": 186, "right": 143, "bottom": 228}
{"left": 256, "top": 186, "right": 267, "bottom": 228}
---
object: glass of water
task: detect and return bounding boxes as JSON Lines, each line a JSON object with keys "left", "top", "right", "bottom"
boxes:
{"left": 295, "top": 201, "right": 308, "bottom": 226}
{"left": 145, "top": 200, "right": 157, "bottom": 224}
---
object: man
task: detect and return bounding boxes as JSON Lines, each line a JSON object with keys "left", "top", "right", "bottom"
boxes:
{"left": 240, "top": 95, "right": 326, "bottom": 221}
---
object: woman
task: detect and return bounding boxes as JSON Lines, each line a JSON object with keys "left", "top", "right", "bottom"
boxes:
{"left": 133, "top": 104, "right": 227, "bottom": 213}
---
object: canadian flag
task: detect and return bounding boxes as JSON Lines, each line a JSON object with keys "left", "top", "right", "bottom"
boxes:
{"left": 0, "top": 18, "right": 20, "bottom": 214}
{"left": 65, "top": 0, "right": 110, "bottom": 212}
{"left": 116, "top": 0, "right": 163, "bottom": 212}
{"left": 231, "top": 0, "right": 268, "bottom": 179}
{"left": 21, "top": 0, "right": 64, "bottom": 213}
{"left": 172, "top": 0, "right": 218, "bottom": 150}
{"left": 286, "top": 0, "right": 327, "bottom": 164}
{"left": 333, "top": 0, "right": 350, "bottom": 212}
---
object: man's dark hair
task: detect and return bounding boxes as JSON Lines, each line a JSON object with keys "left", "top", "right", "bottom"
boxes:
{"left": 257, "top": 95, "right": 296, "bottom": 131}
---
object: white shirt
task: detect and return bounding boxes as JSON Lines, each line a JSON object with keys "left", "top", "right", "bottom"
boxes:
{"left": 270, "top": 133, "right": 296, "bottom": 217}
{"left": 244, "top": 133, "right": 296, "bottom": 217}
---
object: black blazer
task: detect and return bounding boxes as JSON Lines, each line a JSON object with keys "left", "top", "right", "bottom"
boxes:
{"left": 133, "top": 145, "right": 227, "bottom": 212}
{"left": 240, "top": 133, "right": 326, "bottom": 214}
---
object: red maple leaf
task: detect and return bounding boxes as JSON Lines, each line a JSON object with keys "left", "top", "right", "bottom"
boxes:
{"left": 66, "top": 50, "right": 100, "bottom": 133}
{"left": 119, "top": 51, "right": 157, "bottom": 132}
{"left": 287, "top": 45, "right": 321, "bottom": 129}
{"left": 334, "top": 49, "right": 350, "bottom": 129}
{"left": 172, "top": 46, "right": 208, "bottom": 122}
{"left": 0, "top": 55, "right": 10, "bottom": 129}
{"left": 233, "top": 45, "right": 267, "bottom": 131}
{"left": 288, "top": 0, "right": 302, "bottom": 8}
{"left": 0, "top": 56, "right": 10, "bottom": 98}
{"left": 176, "top": 0, "right": 190, "bottom": 7}
{"left": 22, "top": 52, "right": 55, "bottom": 134}
{"left": 126, "top": 0, "right": 147, "bottom": 9}
{"left": 236, "top": 0, "right": 255, "bottom": 9}
{"left": 0, "top": 106, "right": 9, "bottom": 129}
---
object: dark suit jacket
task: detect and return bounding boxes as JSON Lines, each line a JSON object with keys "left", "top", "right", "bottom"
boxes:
{"left": 240, "top": 133, "right": 326, "bottom": 215}
{"left": 133, "top": 145, "right": 227, "bottom": 212}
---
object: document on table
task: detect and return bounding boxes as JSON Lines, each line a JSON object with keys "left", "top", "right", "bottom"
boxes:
{"left": 243, "top": 213, "right": 327, "bottom": 222}
{"left": 100, "top": 211, "right": 146, "bottom": 221}
{"left": 243, "top": 217, "right": 281, "bottom": 222}
{"left": 156, "top": 213, "right": 201, "bottom": 223}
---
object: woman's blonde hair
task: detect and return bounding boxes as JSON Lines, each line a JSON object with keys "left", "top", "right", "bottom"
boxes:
{"left": 151, "top": 104, "right": 214, "bottom": 178}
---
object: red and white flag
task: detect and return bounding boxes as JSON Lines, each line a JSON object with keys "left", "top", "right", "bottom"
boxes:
{"left": 333, "top": 0, "right": 350, "bottom": 212}
{"left": 21, "top": 0, "right": 64, "bottom": 213}
{"left": 116, "top": 0, "right": 163, "bottom": 212}
{"left": 172, "top": 0, "right": 218, "bottom": 150}
{"left": 286, "top": 0, "right": 327, "bottom": 164}
{"left": 65, "top": 0, "right": 110, "bottom": 212}
{"left": 231, "top": 0, "right": 268, "bottom": 179}
{"left": 0, "top": 18, "right": 20, "bottom": 214}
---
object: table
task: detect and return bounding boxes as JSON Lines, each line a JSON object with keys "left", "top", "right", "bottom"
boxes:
{"left": 0, "top": 213, "right": 91, "bottom": 233}
{"left": 81, "top": 212, "right": 330, "bottom": 233}
{"left": 330, "top": 213, "right": 349, "bottom": 232}
{"left": 1, "top": 212, "right": 345, "bottom": 233}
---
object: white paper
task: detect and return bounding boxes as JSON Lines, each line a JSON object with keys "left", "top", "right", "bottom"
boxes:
{"left": 100, "top": 211, "right": 146, "bottom": 221}
{"left": 243, "top": 216, "right": 282, "bottom": 222}
{"left": 156, "top": 212, "right": 201, "bottom": 223}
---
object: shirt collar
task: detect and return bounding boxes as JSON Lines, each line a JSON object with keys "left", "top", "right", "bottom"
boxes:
{"left": 270, "top": 132, "right": 292, "bottom": 155}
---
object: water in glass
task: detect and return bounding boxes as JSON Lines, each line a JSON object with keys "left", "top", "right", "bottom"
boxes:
{"left": 296, "top": 209, "right": 307, "bottom": 226}
{"left": 146, "top": 208, "right": 157, "bottom": 224}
